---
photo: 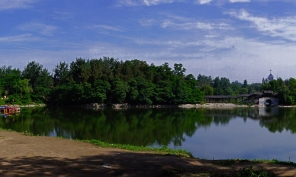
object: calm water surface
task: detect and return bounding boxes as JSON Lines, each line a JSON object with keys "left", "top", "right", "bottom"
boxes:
{"left": 1, "top": 107, "right": 296, "bottom": 162}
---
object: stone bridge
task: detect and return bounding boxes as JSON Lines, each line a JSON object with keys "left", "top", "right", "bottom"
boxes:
{"left": 204, "top": 91, "right": 278, "bottom": 106}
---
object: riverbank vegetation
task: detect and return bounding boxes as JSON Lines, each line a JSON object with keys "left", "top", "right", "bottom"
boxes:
{"left": 81, "top": 139, "right": 192, "bottom": 157}
{"left": 0, "top": 57, "right": 295, "bottom": 105}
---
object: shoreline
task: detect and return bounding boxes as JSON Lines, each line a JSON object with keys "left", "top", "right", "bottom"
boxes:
{"left": 84, "top": 103, "right": 253, "bottom": 109}
{"left": 84, "top": 102, "right": 296, "bottom": 109}
{"left": 7, "top": 103, "right": 296, "bottom": 110}
{"left": 179, "top": 103, "right": 251, "bottom": 108}
{"left": 180, "top": 103, "right": 296, "bottom": 108}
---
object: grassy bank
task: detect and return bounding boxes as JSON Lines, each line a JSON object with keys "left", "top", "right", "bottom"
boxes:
{"left": 212, "top": 158, "right": 295, "bottom": 166}
{"left": 81, "top": 139, "right": 193, "bottom": 158}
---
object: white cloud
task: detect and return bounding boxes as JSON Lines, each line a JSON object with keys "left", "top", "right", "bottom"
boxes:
{"left": 229, "top": 10, "right": 296, "bottom": 41}
{"left": 18, "top": 23, "right": 57, "bottom": 36}
{"left": 0, "top": 34, "right": 39, "bottom": 42}
{"left": 139, "top": 19, "right": 156, "bottom": 26}
{"left": 117, "top": 0, "right": 141, "bottom": 6}
{"left": 85, "top": 34, "right": 296, "bottom": 83}
{"left": 53, "top": 11, "right": 73, "bottom": 20}
{"left": 199, "top": 0, "right": 212, "bottom": 4}
{"left": 2, "top": 35, "right": 296, "bottom": 83}
{"left": 140, "top": 13, "right": 232, "bottom": 31}
{"left": 193, "top": 37, "right": 296, "bottom": 82}
{"left": 88, "top": 25, "right": 124, "bottom": 32}
{"left": 133, "top": 38, "right": 203, "bottom": 47}
{"left": 0, "top": 0, "right": 37, "bottom": 11}
{"left": 205, "top": 34, "right": 219, "bottom": 38}
{"left": 162, "top": 21, "right": 211, "bottom": 29}
{"left": 117, "top": 0, "right": 183, "bottom": 6}
{"left": 144, "top": 0, "right": 176, "bottom": 6}
{"left": 161, "top": 21, "right": 231, "bottom": 30}
{"left": 229, "top": 0, "right": 250, "bottom": 3}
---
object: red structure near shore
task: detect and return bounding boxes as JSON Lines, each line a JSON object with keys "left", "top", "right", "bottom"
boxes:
{"left": 0, "top": 105, "right": 20, "bottom": 117}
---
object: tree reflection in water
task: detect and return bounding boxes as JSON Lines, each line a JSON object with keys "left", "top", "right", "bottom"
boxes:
{"left": 0, "top": 107, "right": 295, "bottom": 146}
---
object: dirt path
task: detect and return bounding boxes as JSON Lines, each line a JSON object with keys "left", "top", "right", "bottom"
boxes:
{"left": 0, "top": 130, "right": 295, "bottom": 177}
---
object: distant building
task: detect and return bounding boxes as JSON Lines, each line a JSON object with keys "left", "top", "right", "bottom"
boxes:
{"left": 262, "top": 70, "right": 274, "bottom": 84}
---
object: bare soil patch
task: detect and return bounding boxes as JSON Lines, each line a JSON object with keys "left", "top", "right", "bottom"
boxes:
{"left": 0, "top": 130, "right": 295, "bottom": 177}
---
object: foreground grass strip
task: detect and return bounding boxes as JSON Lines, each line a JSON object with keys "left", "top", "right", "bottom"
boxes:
{"left": 210, "top": 166, "right": 276, "bottom": 177}
{"left": 213, "top": 158, "right": 296, "bottom": 167}
{"left": 251, "top": 158, "right": 296, "bottom": 165}
{"left": 233, "top": 166, "right": 276, "bottom": 177}
{"left": 81, "top": 139, "right": 193, "bottom": 158}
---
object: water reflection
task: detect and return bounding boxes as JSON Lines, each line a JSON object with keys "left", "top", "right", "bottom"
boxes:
{"left": 1, "top": 106, "right": 296, "bottom": 161}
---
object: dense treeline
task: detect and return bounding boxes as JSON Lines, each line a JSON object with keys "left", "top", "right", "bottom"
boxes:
{"left": 0, "top": 58, "right": 203, "bottom": 105}
{"left": 0, "top": 57, "right": 295, "bottom": 105}
{"left": 50, "top": 58, "right": 204, "bottom": 105}
{"left": 197, "top": 75, "right": 261, "bottom": 96}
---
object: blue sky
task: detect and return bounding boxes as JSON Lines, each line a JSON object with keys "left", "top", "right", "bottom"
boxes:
{"left": 1, "top": 0, "right": 296, "bottom": 83}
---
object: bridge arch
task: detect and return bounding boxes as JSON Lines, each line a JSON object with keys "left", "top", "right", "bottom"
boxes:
{"left": 264, "top": 99, "right": 273, "bottom": 107}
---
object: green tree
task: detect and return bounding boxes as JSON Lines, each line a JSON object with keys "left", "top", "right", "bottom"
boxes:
{"left": 213, "top": 77, "right": 232, "bottom": 95}
{"left": 173, "top": 63, "right": 186, "bottom": 76}
{"left": 92, "top": 80, "right": 111, "bottom": 103}
{"left": 53, "top": 62, "right": 70, "bottom": 86}
{"left": 22, "top": 61, "right": 43, "bottom": 89}
{"left": 197, "top": 74, "right": 212, "bottom": 86}
{"left": 200, "top": 85, "right": 214, "bottom": 96}
{"left": 22, "top": 61, "right": 53, "bottom": 102}
{"left": 0, "top": 66, "right": 32, "bottom": 103}
{"left": 243, "top": 79, "right": 248, "bottom": 88}
{"left": 154, "top": 80, "right": 174, "bottom": 104}
{"left": 111, "top": 78, "right": 128, "bottom": 103}
{"left": 126, "top": 77, "right": 155, "bottom": 104}
{"left": 173, "top": 78, "right": 188, "bottom": 104}
{"left": 69, "top": 58, "right": 91, "bottom": 84}
{"left": 239, "top": 88, "right": 248, "bottom": 94}
{"left": 134, "top": 76, "right": 155, "bottom": 104}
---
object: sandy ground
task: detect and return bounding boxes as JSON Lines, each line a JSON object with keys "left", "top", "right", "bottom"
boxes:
{"left": 0, "top": 130, "right": 296, "bottom": 177}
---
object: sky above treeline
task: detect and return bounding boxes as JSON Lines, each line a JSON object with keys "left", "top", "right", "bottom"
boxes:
{"left": 1, "top": 0, "right": 296, "bottom": 83}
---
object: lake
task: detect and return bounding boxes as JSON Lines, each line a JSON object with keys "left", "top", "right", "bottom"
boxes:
{"left": 1, "top": 106, "right": 296, "bottom": 162}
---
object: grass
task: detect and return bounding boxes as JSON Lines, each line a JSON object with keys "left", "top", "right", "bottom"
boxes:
{"left": 21, "top": 131, "right": 35, "bottom": 136}
{"left": 81, "top": 139, "right": 193, "bottom": 158}
{"left": 0, "top": 128, "right": 10, "bottom": 130}
{"left": 163, "top": 165, "right": 276, "bottom": 177}
{"left": 212, "top": 158, "right": 295, "bottom": 167}
{"left": 231, "top": 166, "right": 275, "bottom": 177}
{"left": 210, "top": 166, "right": 276, "bottom": 177}
{"left": 251, "top": 158, "right": 295, "bottom": 165}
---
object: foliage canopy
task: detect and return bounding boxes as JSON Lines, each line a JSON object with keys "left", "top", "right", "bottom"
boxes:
{"left": 0, "top": 57, "right": 295, "bottom": 105}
